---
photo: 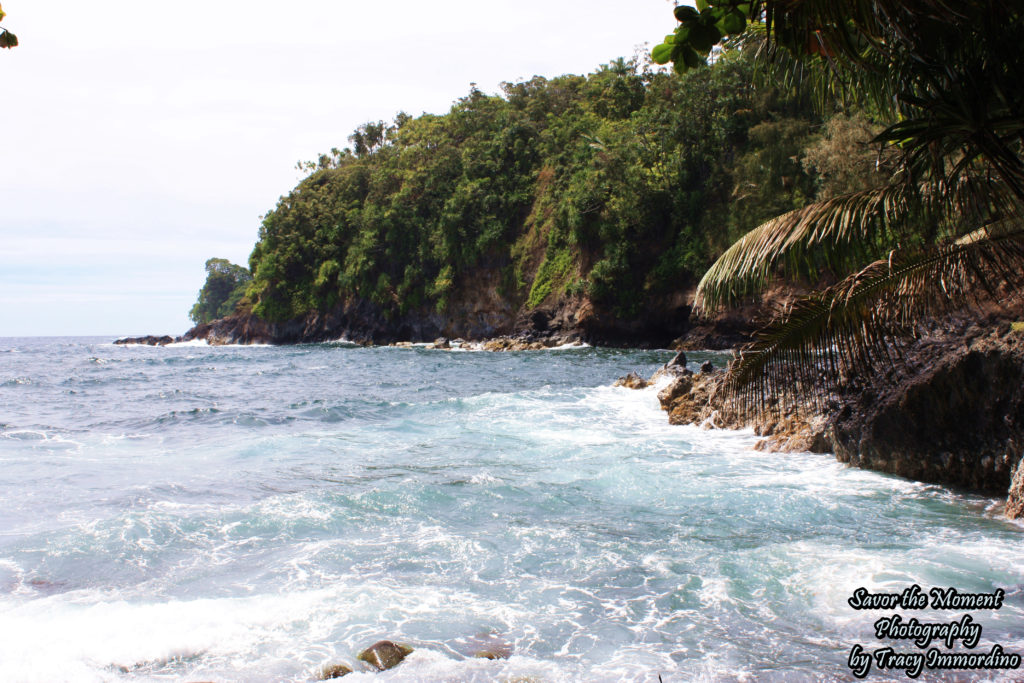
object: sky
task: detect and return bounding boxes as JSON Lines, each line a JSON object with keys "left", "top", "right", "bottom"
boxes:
{"left": 0, "top": 0, "right": 678, "bottom": 336}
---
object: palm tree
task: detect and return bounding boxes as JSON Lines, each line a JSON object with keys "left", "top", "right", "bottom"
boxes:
{"left": 654, "top": 0, "right": 1024, "bottom": 413}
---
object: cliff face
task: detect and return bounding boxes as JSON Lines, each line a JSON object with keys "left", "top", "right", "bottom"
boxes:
{"left": 829, "top": 322, "right": 1024, "bottom": 497}
{"left": 182, "top": 271, "right": 754, "bottom": 348}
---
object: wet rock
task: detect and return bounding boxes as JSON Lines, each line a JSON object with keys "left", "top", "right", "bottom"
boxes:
{"left": 830, "top": 324, "right": 1024, "bottom": 495}
{"left": 433, "top": 337, "right": 450, "bottom": 349}
{"left": 317, "top": 663, "right": 353, "bottom": 679}
{"left": 1009, "top": 459, "right": 1024, "bottom": 519}
{"left": 700, "top": 360, "right": 715, "bottom": 374}
{"left": 754, "top": 414, "right": 831, "bottom": 454}
{"left": 114, "top": 335, "right": 175, "bottom": 346}
{"left": 657, "top": 375, "right": 693, "bottom": 407}
{"left": 483, "top": 338, "right": 512, "bottom": 352}
{"left": 357, "top": 640, "right": 414, "bottom": 671}
{"left": 458, "top": 631, "right": 513, "bottom": 661}
{"left": 667, "top": 350, "right": 687, "bottom": 368}
{"left": 614, "top": 371, "right": 649, "bottom": 390}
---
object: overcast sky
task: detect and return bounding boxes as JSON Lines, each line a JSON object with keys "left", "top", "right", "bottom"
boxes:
{"left": 1, "top": 1, "right": 677, "bottom": 336}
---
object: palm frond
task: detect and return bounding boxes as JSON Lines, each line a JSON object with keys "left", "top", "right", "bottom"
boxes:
{"left": 696, "top": 182, "right": 919, "bottom": 312}
{"left": 726, "top": 218, "right": 1024, "bottom": 417}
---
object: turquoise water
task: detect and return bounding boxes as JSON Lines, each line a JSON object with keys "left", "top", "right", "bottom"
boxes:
{"left": 1, "top": 338, "right": 1022, "bottom": 682}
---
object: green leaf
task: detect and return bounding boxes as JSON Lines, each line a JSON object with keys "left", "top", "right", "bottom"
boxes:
{"left": 720, "top": 10, "right": 746, "bottom": 35}
{"left": 0, "top": 30, "right": 17, "bottom": 48}
{"left": 689, "top": 23, "right": 722, "bottom": 54}
{"left": 674, "top": 5, "right": 699, "bottom": 22}
{"left": 682, "top": 45, "right": 705, "bottom": 70}
{"left": 696, "top": 0, "right": 710, "bottom": 10}
{"left": 663, "top": 34, "right": 676, "bottom": 44}
{"left": 651, "top": 42, "right": 674, "bottom": 65}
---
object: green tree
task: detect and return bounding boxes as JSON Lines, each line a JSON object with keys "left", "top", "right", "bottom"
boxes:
{"left": 657, "top": 1, "right": 1024, "bottom": 411}
{"left": 190, "top": 258, "right": 252, "bottom": 324}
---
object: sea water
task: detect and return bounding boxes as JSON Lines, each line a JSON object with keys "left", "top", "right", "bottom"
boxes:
{"left": 1, "top": 337, "right": 1022, "bottom": 682}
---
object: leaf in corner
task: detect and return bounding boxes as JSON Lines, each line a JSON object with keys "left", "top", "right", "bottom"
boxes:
{"left": 720, "top": 10, "right": 746, "bottom": 35}
{"left": 674, "top": 5, "right": 699, "bottom": 22}
{"left": 651, "top": 42, "right": 674, "bottom": 65}
{"left": 0, "top": 30, "right": 17, "bottom": 48}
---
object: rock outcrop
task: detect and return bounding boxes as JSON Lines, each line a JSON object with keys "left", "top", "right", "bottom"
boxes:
{"left": 647, "top": 317, "right": 1024, "bottom": 517}
{"left": 113, "top": 335, "right": 175, "bottom": 346}
{"left": 614, "top": 371, "right": 650, "bottom": 390}
{"left": 829, "top": 321, "right": 1024, "bottom": 496}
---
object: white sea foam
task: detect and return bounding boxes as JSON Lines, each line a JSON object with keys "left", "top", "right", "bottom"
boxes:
{"left": 544, "top": 341, "right": 591, "bottom": 351}
{"left": 165, "top": 338, "right": 209, "bottom": 347}
{"left": 5, "top": 339, "right": 1023, "bottom": 681}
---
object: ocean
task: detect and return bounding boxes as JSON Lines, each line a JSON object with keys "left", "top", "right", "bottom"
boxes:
{"left": 1, "top": 337, "right": 1022, "bottom": 682}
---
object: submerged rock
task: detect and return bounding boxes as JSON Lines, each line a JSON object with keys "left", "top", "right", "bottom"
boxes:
{"left": 317, "top": 663, "right": 353, "bottom": 679}
{"left": 614, "top": 371, "right": 650, "bottom": 390}
{"left": 357, "top": 640, "right": 414, "bottom": 671}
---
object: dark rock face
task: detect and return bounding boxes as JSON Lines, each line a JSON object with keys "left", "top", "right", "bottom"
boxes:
{"left": 356, "top": 641, "right": 414, "bottom": 671}
{"left": 648, "top": 320, "right": 1024, "bottom": 516}
{"left": 114, "top": 335, "right": 175, "bottom": 346}
{"left": 830, "top": 327, "right": 1024, "bottom": 496}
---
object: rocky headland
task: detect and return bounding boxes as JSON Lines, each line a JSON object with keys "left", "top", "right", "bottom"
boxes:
{"left": 628, "top": 317, "right": 1024, "bottom": 520}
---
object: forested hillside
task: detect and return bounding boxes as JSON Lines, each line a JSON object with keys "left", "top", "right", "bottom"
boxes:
{"left": 196, "top": 45, "right": 882, "bottom": 346}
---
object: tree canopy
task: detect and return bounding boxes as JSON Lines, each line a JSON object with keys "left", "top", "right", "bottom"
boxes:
{"left": 660, "top": 1, "right": 1024, "bottom": 412}
{"left": 238, "top": 49, "right": 837, "bottom": 327}
{"left": 190, "top": 258, "right": 252, "bottom": 325}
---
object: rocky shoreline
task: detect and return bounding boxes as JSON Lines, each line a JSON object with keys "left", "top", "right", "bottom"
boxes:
{"left": 115, "top": 282, "right": 782, "bottom": 349}
{"left": 622, "top": 317, "right": 1024, "bottom": 520}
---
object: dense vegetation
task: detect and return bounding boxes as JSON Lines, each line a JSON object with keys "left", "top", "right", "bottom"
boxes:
{"left": 228, "top": 44, "right": 877, "bottom": 327}
{"left": 653, "top": 1, "right": 1024, "bottom": 410}
{"left": 190, "top": 258, "right": 252, "bottom": 325}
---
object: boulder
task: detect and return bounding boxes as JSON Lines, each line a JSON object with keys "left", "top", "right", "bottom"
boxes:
{"left": 657, "top": 375, "right": 693, "bottom": 407}
{"left": 700, "top": 360, "right": 715, "bottom": 374}
{"left": 317, "top": 663, "right": 353, "bottom": 679}
{"left": 433, "top": 337, "right": 451, "bottom": 349}
{"left": 614, "top": 371, "right": 650, "bottom": 390}
{"left": 357, "top": 640, "right": 414, "bottom": 671}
